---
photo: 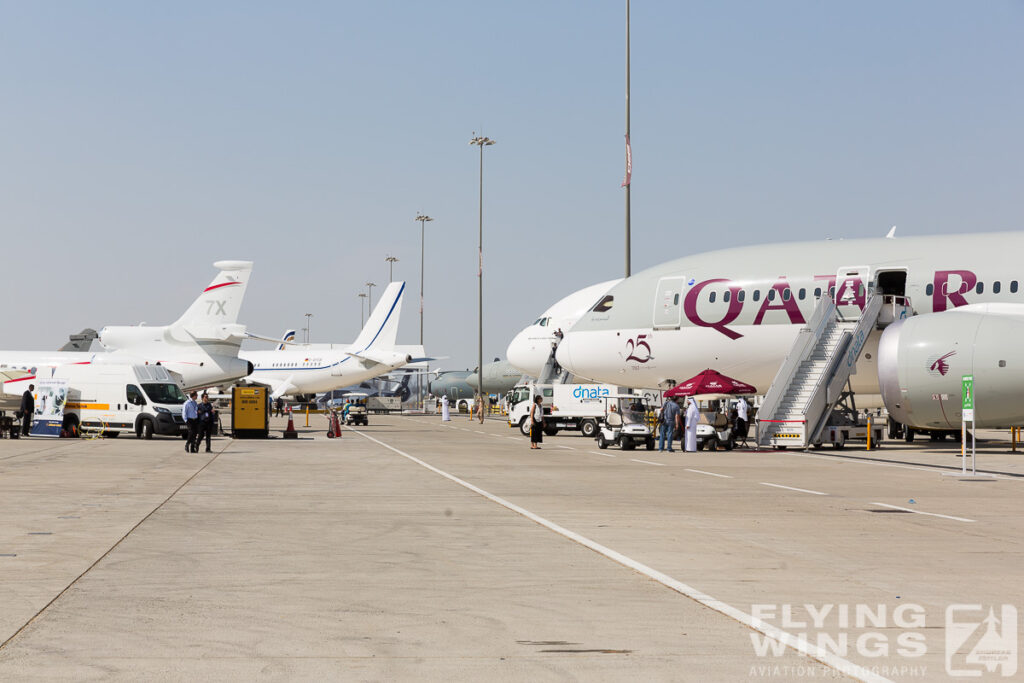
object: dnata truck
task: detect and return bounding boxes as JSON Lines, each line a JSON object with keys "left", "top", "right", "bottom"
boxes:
{"left": 508, "top": 383, "right": 625, "bottom": 438}
{"left": 53, "top": 364, "right": 187, "bottom": 438}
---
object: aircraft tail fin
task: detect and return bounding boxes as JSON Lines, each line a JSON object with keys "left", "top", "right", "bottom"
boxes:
{"left": 277, "top": 329, "right": 296, "bottom": 351}
{"left": 351, "top": 281, "right": 405, "bottom": 351}
{"left": 170, "top": 260, "right": 253, "bottom": 334}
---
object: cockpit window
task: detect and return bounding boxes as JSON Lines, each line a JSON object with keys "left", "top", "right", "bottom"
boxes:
{"left": 591, "top": 295, "right": 614, "bottom": 313}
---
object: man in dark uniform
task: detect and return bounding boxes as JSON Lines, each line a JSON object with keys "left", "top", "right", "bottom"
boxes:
{"left": 20, "top": 384, "right": 35, "bottom": 436}
{"left": 197, "top": 393, "right": 217, "bottom": 453}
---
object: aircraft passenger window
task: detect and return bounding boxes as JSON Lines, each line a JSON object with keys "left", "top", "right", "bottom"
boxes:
{"left": 767, "top": 289, "right": 776, "bottom": 301}
{"left": 926, "top": 284, "right": 934, "bottom": 296}
{"left": 814, "top": 288, "right": 821, "bottom": 298}
{"left": 592, "top": 295, "right": 614, "bottom": 312}
{"left": 673, "top": 294, "right": 680, "bottom": 305}
{"left": 799, "top": 288, "right": 806, "bottom": 300}
{"left": 709, "top": 291, "right": 716, "bottom": 303}
{"left": 783, "top": 288, "right": 791, "bottom": 301}
{"left": 994, "top": 281, "right": 1001, "bottom": 294}
{"left": 977, "top": 282, "right": 984, "bottom": 294}
{"left": 723, "top": 291, "right": 730, "bottom": 303}
{"left": 738, "top": 290, "right": 745, "bottom": 302}
{"left": 753, "top": 290, "right": 761, "bottom": 302}
{"left": 1013, "top": 281, "right": 1020, "bottom": 293}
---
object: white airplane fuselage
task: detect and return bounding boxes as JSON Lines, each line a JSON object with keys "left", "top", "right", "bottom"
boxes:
{"left": 242, "top": 346, "right": 412, "bottom": 397}
{"left": 556, "top": 233, "right": 1023, "bottom": 394}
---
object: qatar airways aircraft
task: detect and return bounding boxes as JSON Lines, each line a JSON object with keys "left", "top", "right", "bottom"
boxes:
{"left": 0, "top": 261, "right": 255, "bottom": 393}
{"left": 554, "top": 231, "right": 1024, "bottom": 431}
{"left": 506, "top": 279, "right": 621, "bottom": 377}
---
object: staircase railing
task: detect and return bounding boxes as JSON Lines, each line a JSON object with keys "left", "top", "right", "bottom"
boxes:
{"left": 756, "top": 295, "right": 836, "bottom": 445}
{"left": 805, "top": 295, "right": 883, "bottom": 445}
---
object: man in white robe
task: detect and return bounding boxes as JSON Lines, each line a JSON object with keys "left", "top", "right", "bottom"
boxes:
{"left": 441, "top": 395, "right": 451, "bottom": 421}
{"left": 684, "top": 397, "right": 699, "bottom": 452}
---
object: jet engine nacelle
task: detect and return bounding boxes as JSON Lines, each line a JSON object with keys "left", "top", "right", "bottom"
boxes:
{"left": 878, "top": 311, "right": 1024, "bottom": 429}
{"left": 99, "top": 325, "right": 165, "bottom": 350}
{"left": 156, "top": 356, "right": 254, "bottom": 391}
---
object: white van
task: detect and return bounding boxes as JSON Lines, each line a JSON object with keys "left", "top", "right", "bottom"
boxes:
{"left": 58, "top": 364, "right": 188, "bottom": 438}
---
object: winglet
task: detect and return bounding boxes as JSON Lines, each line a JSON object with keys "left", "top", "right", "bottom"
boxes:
{"left": 885, "top": 225, "right": 897, "bottom": 239}
{"left": 277, "top": 329, "right": 296, "bottom": 351}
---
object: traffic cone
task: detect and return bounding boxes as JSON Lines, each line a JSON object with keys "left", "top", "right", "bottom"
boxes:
{"left": 283, "top": 406, "right": 298, "bottom": 439}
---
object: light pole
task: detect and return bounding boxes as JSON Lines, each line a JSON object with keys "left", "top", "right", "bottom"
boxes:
{"left": 624, "top": 0, "right": 632, "bottom": 277}
{"left": 366, "top": 282, "right": 376, "bottom": 312}
{"left": 385, "top": 255, "right": 399, "bottom": 282}
{"left": 414, "top": 213, "right": 433, "bottom": 413}
{"left": 414, "top": 214, "right": 433, "bottom": 345}
{"left": 304, "top": 313, "right": 313, "bottom": 343}
{"left": 469, "top": 133, "right": 495, "bottom": 423}
{"left": 358, "top": 293, "right": 367, "bottom": 327}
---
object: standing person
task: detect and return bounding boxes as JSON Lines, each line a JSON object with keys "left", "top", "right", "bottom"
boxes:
{"left": 275, "top": 397, "right": 284, "bottom": 418}
{"left": 182, "top": 391, "right": 199, "bottom": 453}
{"left": 20, "top": 384, "right": 35, "bottom": 436}
{"left": 197, "top": 393, "right": 216, "bottom": 453}
{"left": 658, "top": 397, "right": 680, "bottom": 452}
{"left": 529, "top": 394, "right": 544, "bottom": 449}
{"left": 684, "top": 397, "right": 699, "bottom": 452}
{"left": 734, "top": 396, "right": 750, "bottom": 446}
{"left": 441, "top": 394, "right": 451, "bottom": 421}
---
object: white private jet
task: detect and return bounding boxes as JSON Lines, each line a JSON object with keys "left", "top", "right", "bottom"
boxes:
{"left": 506, "top": 279, "right": 621, "bottom": 377}
{"left": 0, "top": 261, "right": 255, "bottom": 394}
{"left": 241, "top": 281, "right": 425, "bottom": 399}
{"left": 554, "top": 231, "right": 1024, "bottom": 432}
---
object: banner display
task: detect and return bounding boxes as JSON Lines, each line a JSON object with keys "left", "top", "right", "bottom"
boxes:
{"left": 30, "top": 379, "right": 69, "bottom": 437}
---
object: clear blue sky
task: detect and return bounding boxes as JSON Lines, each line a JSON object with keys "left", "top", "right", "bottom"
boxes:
{"left": 2, "top": 2, "right": 1022, "bottom": 370}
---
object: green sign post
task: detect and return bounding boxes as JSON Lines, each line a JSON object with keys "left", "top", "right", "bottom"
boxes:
{"left": 961, "top": 374, "right": 975, "bottom": 474}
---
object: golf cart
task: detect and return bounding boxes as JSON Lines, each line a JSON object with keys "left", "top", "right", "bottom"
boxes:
{"left": 691, "top": 394, "right": 744, "bottom": 451}
{"left": 340, "top": 392, "right": 369, "bottom": 426}
{"left": 596, "top": 394, "right": 655, "bottom": 451}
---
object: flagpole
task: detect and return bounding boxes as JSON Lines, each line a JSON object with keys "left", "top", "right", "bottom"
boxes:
{"left": 624, "top": 0, "right": 631, "bottom": 278}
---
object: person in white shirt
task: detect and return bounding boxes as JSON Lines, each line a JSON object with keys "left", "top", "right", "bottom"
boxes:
{"left": 684, "top": 397, "right": 699, "bottom": 452}
{"left": 734, "top": 396, "right": 750, "bottom": 444}
{"left": 441, "top": 395, "right": 450, "bottom": 421}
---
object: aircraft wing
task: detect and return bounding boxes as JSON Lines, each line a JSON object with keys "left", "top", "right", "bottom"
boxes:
{"left": 246, "top": 332, "right": 301, "bottom": 346}
{"left": 262, "top": 376, "right": 299, "bottom": 400}
{"left": 345, "top": 350, "right": 412, "bottom": 367}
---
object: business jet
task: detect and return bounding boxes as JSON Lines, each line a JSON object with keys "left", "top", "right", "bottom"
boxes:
{"left": 506, "top": 279, "right": 621, "bottom": 377}
{"left": 241, "top": 281, "right": 423, "bottom": 399}
{"left": 0, "top": 261, "right": 255, "bottom": 394}
{"left": 554, "top": 231, "right": 1024, "bottom": 431}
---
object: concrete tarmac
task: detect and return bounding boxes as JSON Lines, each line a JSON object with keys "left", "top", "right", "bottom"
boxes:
{"left": 1, "top": 415, "right": 1021, "bottom": 681}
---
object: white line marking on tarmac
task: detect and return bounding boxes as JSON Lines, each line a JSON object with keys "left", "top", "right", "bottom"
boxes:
{"left": 870, "top": 502, "right": 976, "bottom": 523}
{"left": 506, "top": 437, "right": 520, "bottom": 441}
{"left": 555, "top": 445, "right": 575, "bottom": 450}
{"left": 588, "top": 450, "right": 616, "bottom": 458}
{"left": 347, "top": 427, "right": 890, "bottom": 683}
{"left": 631, "top": 458, "right": 666, "bottom": 467}
{"left": 761, "top": 482, "right": 828, "bottom": 496}
{"left": 685, "top": 468, "right": 733, "bottom": 479}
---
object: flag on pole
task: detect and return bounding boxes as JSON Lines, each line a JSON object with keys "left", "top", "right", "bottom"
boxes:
{"left": 621, "top": 134, "right": 632, "bottom": 187}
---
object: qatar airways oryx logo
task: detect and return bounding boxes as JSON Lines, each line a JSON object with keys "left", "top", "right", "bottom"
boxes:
{"left": 625, "top": 334, "right": 652, "bottom": 363}
{"left": 928, "top": 351, "right": 956, "bottom": 377}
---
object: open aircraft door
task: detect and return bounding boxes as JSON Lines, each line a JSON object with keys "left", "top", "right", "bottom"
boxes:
{"left": 652, "top": 277, "right": 690, "bottom": 329}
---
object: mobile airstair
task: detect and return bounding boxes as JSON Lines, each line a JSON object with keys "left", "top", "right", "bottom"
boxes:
{"left": 537, "top": 336, "right": 572, "bottom": 384}
{"left": 755, "top": 294, "right": 884, "bottom": 449}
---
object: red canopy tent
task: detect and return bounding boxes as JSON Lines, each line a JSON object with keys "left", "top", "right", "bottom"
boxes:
{"left": 663, "top": 369, "right": 757, "bottom": 398}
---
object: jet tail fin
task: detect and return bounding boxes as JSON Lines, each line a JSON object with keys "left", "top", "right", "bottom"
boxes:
{"left": 169, "top": 260, "right": 253, "bottom": 338}
{"left": 351, "top": 281, "right": 405, "bottom": 351}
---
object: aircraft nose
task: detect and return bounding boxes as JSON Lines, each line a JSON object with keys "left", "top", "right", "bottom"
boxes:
{"left": 506, "top": 330, "right": 533, "bottom": 374}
